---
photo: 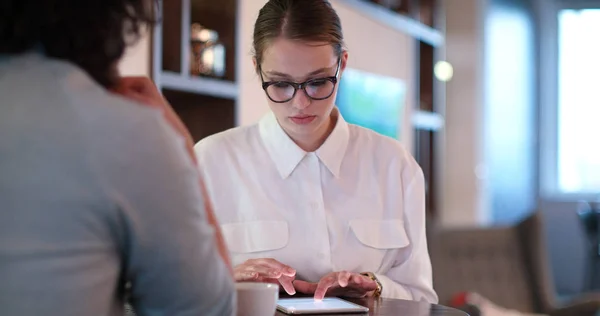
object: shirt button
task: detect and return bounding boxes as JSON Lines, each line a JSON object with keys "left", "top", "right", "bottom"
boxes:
{"left": 310, "top": 202, "right": 319, "bottom": 209}
{"left": 318, "top": 252, "right": 326, "bottom": 259}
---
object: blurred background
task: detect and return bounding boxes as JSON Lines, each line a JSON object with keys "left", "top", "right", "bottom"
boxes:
{"left": 118, "top": 0, "right": 600, "bottom": 312}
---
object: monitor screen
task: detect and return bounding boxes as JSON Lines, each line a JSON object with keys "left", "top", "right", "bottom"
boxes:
{"left": 336, "top": 67, "right": 406, "bottom": 140}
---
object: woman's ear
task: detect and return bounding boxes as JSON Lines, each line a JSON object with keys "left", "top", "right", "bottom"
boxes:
{"left": 252, "top": 57, "right": 259, "bottom": 74}
{"left": 340, "top": 50, "right": 349, "bottom": 75}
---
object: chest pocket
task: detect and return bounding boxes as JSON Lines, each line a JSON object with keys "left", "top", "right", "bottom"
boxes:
{"left": 221, "top": 220, "right": 289, "bottom": 253}
{"left": 349, "top": 219, "right": 410, "bottom": 249}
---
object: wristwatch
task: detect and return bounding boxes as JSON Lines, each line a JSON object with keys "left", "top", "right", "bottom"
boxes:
{"left": 360, "top": 272, "right": 383, "bottom": 298}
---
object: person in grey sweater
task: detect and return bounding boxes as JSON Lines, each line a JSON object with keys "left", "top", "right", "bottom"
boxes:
{"left": 0, "top": 0, "right": 236, "bottom": 315}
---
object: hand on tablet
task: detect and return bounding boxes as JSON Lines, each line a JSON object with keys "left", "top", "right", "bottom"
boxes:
{"left": 234, "top": 258, "right": 297, "bottom": 295}
{"left": 293, "top": 271, "right": 377, "bottom": 300}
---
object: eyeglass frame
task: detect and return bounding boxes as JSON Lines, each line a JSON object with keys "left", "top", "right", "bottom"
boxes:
{"left": 258, "top": 57, "right": 342, "bottom": 103}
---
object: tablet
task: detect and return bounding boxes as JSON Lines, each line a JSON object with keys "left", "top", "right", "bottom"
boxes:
{"left": 276, "top": 297, "right": 369, "bottom": 314}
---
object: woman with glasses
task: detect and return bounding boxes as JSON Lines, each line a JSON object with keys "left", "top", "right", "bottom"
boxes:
{"left": 194, "top": 0, "right": 438, "bottom": 303}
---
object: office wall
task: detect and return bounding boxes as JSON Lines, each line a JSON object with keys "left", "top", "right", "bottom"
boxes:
{"left": 236, "top": 0, "right": 416, "bottom": 148}
{"left": 118, "top": 30, "right": 152, "bottom": 77}
{"left": 442, "top": 0, "right": 537, "bottom": 226}
{"left": 441, "top": 0, "right": 489, "bottom": 227}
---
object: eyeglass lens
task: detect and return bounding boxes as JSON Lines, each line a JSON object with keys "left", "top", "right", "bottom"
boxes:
{"left": 266, "top": 78, "right": 335, "bottom": 102}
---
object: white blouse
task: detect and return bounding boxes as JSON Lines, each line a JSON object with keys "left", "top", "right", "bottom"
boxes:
{"left": 194, "top": 109, "right": 438, "bottom": 303}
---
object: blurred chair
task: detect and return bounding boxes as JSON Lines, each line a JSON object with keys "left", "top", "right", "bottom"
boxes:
{"left": 429, "top": 211, "right": 600, "bottom": 316}
{"left": 577, "top": 203, "right": 600, "bottom": 292}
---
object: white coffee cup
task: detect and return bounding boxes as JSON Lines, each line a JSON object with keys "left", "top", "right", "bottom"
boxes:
{"left": 235, "top": 282, "right": 279, "bottom": 316}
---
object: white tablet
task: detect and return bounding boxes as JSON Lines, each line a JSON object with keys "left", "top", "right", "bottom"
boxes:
{"left": 276, "top": 297, "right": 369, "bottom": 314}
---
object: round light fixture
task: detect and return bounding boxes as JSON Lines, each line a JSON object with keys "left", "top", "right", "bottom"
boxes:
{"left": 434, "top": 61, "right": 454, "bottom": 82}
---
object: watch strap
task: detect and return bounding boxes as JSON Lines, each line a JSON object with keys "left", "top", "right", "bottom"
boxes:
{"left": 360, "top": 272, "right": 383, "bottom": 298}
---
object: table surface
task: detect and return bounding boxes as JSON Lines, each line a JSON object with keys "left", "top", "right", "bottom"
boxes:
{"left": 274, "top": 296, "right": 469, "bottom": 316}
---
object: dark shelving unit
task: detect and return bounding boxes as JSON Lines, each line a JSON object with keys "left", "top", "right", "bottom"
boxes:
{"left": 153, "top": 0, "right": 239, "bottom": 142}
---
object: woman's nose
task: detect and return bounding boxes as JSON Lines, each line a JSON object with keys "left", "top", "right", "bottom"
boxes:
{"left": 291, "top": 89, "right": 311, "bottom": 109}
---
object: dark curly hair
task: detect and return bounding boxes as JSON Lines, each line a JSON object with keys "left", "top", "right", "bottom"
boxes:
{"left": 0, "top": 0, "right": 157, "bottom": 88}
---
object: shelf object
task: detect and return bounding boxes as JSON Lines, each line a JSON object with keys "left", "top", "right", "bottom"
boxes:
{"left": 152, "top": 0, "right": 239, "bottom": 142}
{"left": 338, "top": 0, "right": 444, "bottom": 47}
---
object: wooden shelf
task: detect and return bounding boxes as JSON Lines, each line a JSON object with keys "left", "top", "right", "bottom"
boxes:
{"left": 415, "top": 129, "right": 436, "bottom": 216}
{"left": 152, "top": 0, "right": 239, "bottom": 141}
{"left": 419, "top": 41, "right": 435, "bottom": 111}
{"left": 160, "top": 71, "right": 238, "bottom": 100}
{"left": 338, "top": 0, "right": 444, "bottom": 47}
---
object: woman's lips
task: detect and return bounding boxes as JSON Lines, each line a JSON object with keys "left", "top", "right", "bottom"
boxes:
{"left": 290, "top": 115, "right": 316, "bottom": 125}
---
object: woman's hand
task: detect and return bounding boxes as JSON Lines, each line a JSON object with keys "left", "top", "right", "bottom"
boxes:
{"left": 235, "top": 258, "right": 297, "bottom": 295}
{"left": 293, "top": 271, "right": 377, "bottom": 300}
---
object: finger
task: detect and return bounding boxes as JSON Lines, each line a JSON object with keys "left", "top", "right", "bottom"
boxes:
{"left": 292, "top": 280, "right": 317, "bottom": 294}
{"left": 117, "top": 76, "right": 154, "bottom": 93}
{"left": 255, "top": 258, "right": 296, "bottom": 276}
{"left": 234, "top": 261, "right": 281, "bottom": 282}
{"left": 234, "top": 270, "right": 259, "bottom": 282}
{"left": 246, "top": 264, "right": 284, "bottom": 279}
{"left": 257, "top": 258, "right": 296, "bottom": 276}
{"left": 115, "top": 77, "right": 164, "bottom": 104}
{"left": 349, "top": 274, "right": 377, "bottom": 291}
{"left": 112, "top": 78, "right": 144, "bottom": 95}
{"left": 278, "top": 275, "right": 296, "bottom": 295}
{"left": 314, "top": 276, "right": 336, "bottom": 300}
{"left": 350, "top": 274, "right": 365, "bottom": 284}
{"left": 337, "top": 271, "right": 352, "bottom": 288}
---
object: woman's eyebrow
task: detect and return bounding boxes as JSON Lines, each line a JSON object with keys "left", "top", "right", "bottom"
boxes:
{"left": 265, "top": 65, "right": 333, "bottom": 80}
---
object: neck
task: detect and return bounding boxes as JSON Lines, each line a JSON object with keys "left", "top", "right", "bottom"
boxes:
{"left": 292, "top": 111, "right": 337, "bottom": 152}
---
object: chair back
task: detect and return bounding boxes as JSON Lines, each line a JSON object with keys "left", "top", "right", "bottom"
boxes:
{"left": 429, "top": 212, "right": 557, "bottom": 313}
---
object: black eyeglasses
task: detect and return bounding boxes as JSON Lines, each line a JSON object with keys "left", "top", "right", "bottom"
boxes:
{"left": 258, "top": 58, "right": 341, "bottom": 103}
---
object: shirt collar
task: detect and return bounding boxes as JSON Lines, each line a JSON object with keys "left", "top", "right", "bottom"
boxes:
{"left": 258, "top": 108, "right": 350, "bottom": 179}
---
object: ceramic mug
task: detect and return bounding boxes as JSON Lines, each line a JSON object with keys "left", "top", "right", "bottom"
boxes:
{"left": 235, "top": 282, "right": 279, "bottom": 316}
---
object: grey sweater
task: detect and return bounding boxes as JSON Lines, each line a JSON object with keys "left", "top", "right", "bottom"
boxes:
{"left": 0, "top": 53, "right": 235, "bottom": 316}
